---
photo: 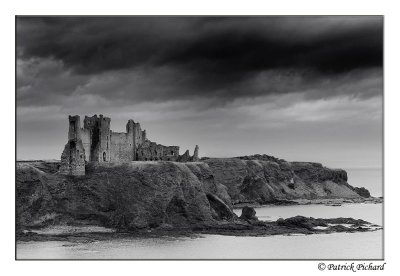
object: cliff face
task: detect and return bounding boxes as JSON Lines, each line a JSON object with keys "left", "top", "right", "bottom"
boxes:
{"left": 204, "top": 158, "right": 361, "bottom": 204}
{"left": 16, "top": 157, "right": 365, "bottom": 231}
{"left": 16, "top": 161, "right": 232, "bottom": 231}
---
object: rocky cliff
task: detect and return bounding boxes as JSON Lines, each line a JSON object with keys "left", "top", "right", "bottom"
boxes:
{"left": 204, "top": 156, "right": 363, "bottom": 204}
{"left": 16, "top": 156, "right": 369, "bottom": 231}
{"left": 16, "top": 161, "right": 231, "bottom": 231}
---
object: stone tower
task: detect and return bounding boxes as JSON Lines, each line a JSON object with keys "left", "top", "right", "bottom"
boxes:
{"left": 96, "top": 114, "right": 111, "bottom": 162}
{"left": 126, "top": 119, "right": 136, "bottom": 161}
{"left": 60, "top": 115, "right": 86, "bottom": 175}
{"left": 83, "top": 114, "right": 111, "bottom": 162}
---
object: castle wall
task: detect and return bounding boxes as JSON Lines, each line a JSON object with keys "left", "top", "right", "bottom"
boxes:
{"left": 61, "top": 114, "right": 197, "bottom": 176}
{"left": 126, "top": 120, "right": 136, "bottom": 160}
{"left": 137, "top": 141, "right": 179, "bottom": 161}
{"left": 163, "top": 146, "right": 180, "bottom": 161}
{"left": 68, "top": 115, "right": 81, "bottom": 141}
{"left": 109, "top": 132, "right": 134, "bottom": 162}
{"left": 97, "top": 115, "right": 111, "bottom": 162}
{"left": 80, "top": 128, "right": 91, "bottom": 162}
{"left": 60, "top": 139, "right": 85, "bottom": 175}
{"left": 132, "top": 122, "right": 145, "bottom": 160}
{"left": 83, "top": 115, "right": 100, "bottom": 162}
{"left": 192, "top": 145, "right": 199, "bottom": 161}
{"left": 178, "top": 150, "right": 191, "bottom": 162}
{"left": 82, "top": 115, "right": 111, "bottom": 162}
{"left": 133, "top": 123, "right": 144, "bottom": 145}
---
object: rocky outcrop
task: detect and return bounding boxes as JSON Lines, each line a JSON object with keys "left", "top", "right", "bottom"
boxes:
{"left": 16, "top": 161, "right": 235, "bottom": 231}
{"left": 16, "top": 164, "right": 55, "bottom": 231}
{"left": 276, "top": 216, "right": 370, "bottom": 231}
{"left": 206, "top": 194, "right": 234, "bottom": 220}
{"left": 353, "top": 187, "right": 371, "bottom": 198}
{"left": 239, "top": 206, "right": 258, "bottom": 221}
{"left": 204, "top": 157, "right": 363, "bottom": 204}
{"left": 16, "top": 155, "right": 371, "bottom": 232}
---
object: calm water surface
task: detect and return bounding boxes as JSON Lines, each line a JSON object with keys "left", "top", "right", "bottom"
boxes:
{"left": 17, "top": 203, "right": 383, "bottom": 259}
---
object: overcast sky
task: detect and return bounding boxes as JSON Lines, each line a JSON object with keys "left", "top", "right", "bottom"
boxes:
{"left": 16, "top": 16, "right": 383, "bottom": 169}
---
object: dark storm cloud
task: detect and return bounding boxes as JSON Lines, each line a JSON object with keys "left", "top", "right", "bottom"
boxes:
{"left": 17, "top": 17, "right": 382, "bottom": 74}
{"left": 17, "top": 16, "right": 382, "bottom": 92}
{"left": 17, "top": 17, "right": 203, "bottom": 74}
{"left": 162, "top": 17, "right": 382, "bottom": 77}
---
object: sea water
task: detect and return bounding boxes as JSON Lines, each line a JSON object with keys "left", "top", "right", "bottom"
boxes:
{"left": 17, "top": 203, "right": 383, "bottom": 259}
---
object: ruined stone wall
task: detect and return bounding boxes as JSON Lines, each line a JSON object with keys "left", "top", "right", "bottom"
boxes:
{"left": 126, "top": 120, "right": 136, "bottom": 160}
{"left": 163, "top": 146, "right": 180, "bottom": 161}
{"left": 80, "top": 128, "right": 91, "bottom": 162}
{"left": 192, "top": 145, "right": 199, "bottom": 161}
{"left": 60, "top": 115, "right": 86, "bottom": 175}
{"left": 68, "top": 115, "right": 81, "bottom": 141}
{"left": 136, "top": 141, "right": 157, "bottom": 161}
{"left": 97, "top": 115, "right": 111, "bottom": 162}
{"left": 175, "top": 145, "right": 200, "bottom": 162}
{"left": 109, "top": 132, "right": 134, "bottom": 162}
{"left": 82, "top": 115, "right": 111, "bottom": 162}
{"left": 60, "top": 139, "right": 86, "bottom": 175}
{"left": 132, "top": 122, "right": 144, "bottom": 160}
{"left": 137, "top": 141, "right": 179, "bottom": 161}
{"left": 83, "top": 115, "right": 100, "bottom": 162}
{"left": 178, "top": 150, "right": 191, "bottom": 162}
{"left": 61, "top": 114, "right": 198, "bottom": 176}
{"left": 134, "top": 123, "right": 144, "bottom": 145}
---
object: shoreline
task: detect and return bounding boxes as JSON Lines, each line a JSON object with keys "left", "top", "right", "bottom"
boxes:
{"left": 17, "top": 225, "right": 383, "bottom": 243}
{"left": 232, "top": 197, "right": 383, "bottom": 209}
{"left": 17, "top": 200, "right": 383, "bottom": 242}
{"left": 17, "top": 210, "right": 383, "bottom": 243}
{"left": 17, "top": 228, "right": 383, "bottom": 244}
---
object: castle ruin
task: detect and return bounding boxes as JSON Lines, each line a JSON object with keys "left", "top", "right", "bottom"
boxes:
{"left": 60, "top": 115, "right": 199, "bottom": 175}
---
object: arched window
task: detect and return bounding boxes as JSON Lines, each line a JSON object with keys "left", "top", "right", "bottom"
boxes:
{"left": 103, "top": 152, "right": 106, "bottom": 161}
